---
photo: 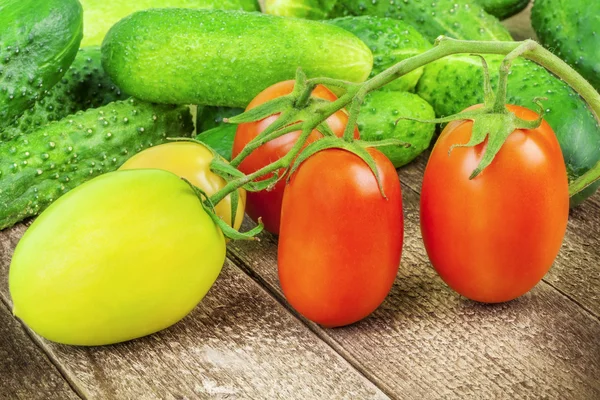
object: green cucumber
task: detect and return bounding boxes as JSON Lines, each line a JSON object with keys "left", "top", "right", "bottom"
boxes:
{"left": 358, "top": 91, "right": 435, "bottom": 168}
{"left": 474, "top": 0, "right": 530, "bottom": 20}
{"left": 196, "top": 125, "right": 238, "bottom": 161}
{"left": 416, "top": 54, "right": 600, "bottom": 205}
{"left": 263, "top": 0, "right": 338, "bottom": 19}
{"left": 0, "top": 99, "right": 193, "bottom": 230}
{"left": 327, "top": 16, "right": 431, "bottom": 92}
{"left": 0, "top": 0, "right": 83, "bottom": 132}
{"left": 80, "top": 0, "right": 259, "bottom": 47}
{"left": 2, "top": 47, "right": 127, "bottom": 142}
{"left": 531, "top": 0, "right": 600, "bottom": 91}
{"left": 330, "top": 0, "right": 512, "bottom": 42}
{"left": 102, "top": 9, "right": 373, "bottom": 108}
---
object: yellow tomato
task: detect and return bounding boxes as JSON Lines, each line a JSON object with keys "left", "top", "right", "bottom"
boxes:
{"left": 120, "top": 141, "right": 245, "bottom": 230}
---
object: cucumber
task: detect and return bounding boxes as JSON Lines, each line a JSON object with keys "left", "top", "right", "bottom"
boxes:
{"left": 330, "top": 0, "right": 513, "bottom": 42}
{"left": 416, "top": 54, "right": 600, "bottom": 205}
{"left": 2, "top": 47, "right": 127, "bottom": 142}
{"left": 102, "top": 9, "right": 373, "bottom": 108}
{"left": 0, "top": 99, "right": 194, "bottom": 230}
{"left": 327, "top": 16, "right": 431, "bottom": 92}
{"left": 196, "top": 106, "right": 244, "bottom": 133}
{"left": 196, "top": 125, "right": 238, "bottom": 161}
{"left": 264, "top": 0, "right": 338, "bottom": 19}
{"left": 474, "top": 0, "right": 530, "bottom": 20}
{"left": 80, "top": 0, "right": 259, "bottom": 47}
{"left": 0, "top": 0, "right": 83, "bottom": 132}
{"left": 358, "top": 91, "right": 435, "bottom": 168}
{"left": 531, "top": 0, "right": 600, "bottom": 91}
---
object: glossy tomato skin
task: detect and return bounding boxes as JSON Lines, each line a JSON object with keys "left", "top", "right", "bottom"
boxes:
{"left": 278, "top": 148, "right": 403, "bottom": 327}
{"left": 233, "top": 80, "right": 359, "bottom": 234}
{"left": 420, "top": 105, "right": 569, "bottom": 303}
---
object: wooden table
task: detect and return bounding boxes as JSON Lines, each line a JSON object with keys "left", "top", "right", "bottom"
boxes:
{"left": 1, "top": 6, "right": 599, "bottom": 400}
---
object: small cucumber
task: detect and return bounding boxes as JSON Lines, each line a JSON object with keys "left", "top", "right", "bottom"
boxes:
{"left": 80, "top": 0, "right": 259, "bottom": 47}
{"left": 0, "top": 0, "right": 83, "bottom": 131}
{"left": 102, "top": 9, "right": 373, "bottom": 108}
{"left": 330, "top": 0, "right": 512, "bottom": 42}
{"left": 0, "top": 99, "right": 193, "bottom": 230}
{"left": 264, "top": 0, "right": 338, "bottom": 19}
{"left": 531, "top": 0, "right": 600, "bottom": 91}
{"left": 474, "top": 0, "right": 530, "bottom": 20}
{"left": 416, "top": 54, "right": 600, "bottom": 205}
{"left": 2, "top": 47, "right": 127, "bottom": 142}
{"left": 358, "top": 91, "right": 435, "bottom": 168}
{"left": 327, "top": 16, "right": 431, "bottom": 92}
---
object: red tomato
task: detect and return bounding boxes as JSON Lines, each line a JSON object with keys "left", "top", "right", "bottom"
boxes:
{"left": 232, "top": 80, "right": 359, "bottom": 235}
{"left": 420, "top": 105, "right": 569, "bottom": 303}
{"left": 278, "top": 148, "right": 403, "bottom": 327}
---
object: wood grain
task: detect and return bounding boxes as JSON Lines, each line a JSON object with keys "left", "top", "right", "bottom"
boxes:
{"left": 0, "top": 297, "right": 80, "bottom": 400}
{"left": 0, "top": 225, "right": 387, "bottom": 400}
{"left": 227, "top": 163, "right": 600, "bottom": 399}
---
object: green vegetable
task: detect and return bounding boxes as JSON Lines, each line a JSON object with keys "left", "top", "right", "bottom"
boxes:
{"left": 327, "top": 16, "right": 431, "bottom": 92}
{"left": 264, "top": 0, "right": 338, "bottom": 19}
{"left": 474, "top": 0, "right": 530, "bottom": 20}
{"left": 196, "top": 125, "right": 238, "bottom": 161}
{"left": 416, "top": 54, "right": 600, "bottom": 205}
{"left": 358, "top": 91, "right": 435, "bottom": 167}
{"left": 2, "top": 47, "right": 127, "bottom": 142}
{"left": 9, "top": 169, "right": 225, "bottom": 345}
{"left": 531, "top": 0, "right": 600, "bottom": 91}
{"left": 102, "top": 9, "right": 373, "bottom": 107}
{"left": 196, "top": 106, "right": 244, "bottom": 133}
{"left": 0, "top": 0, "right": 83, "bottom": 132}
{"left": 80, "top": 0, "right": 259, "bottom": 47}
{"left": 330, "top": 0, "right": 512, "bottom": 42}
{"left": 0, "top": 98, "right": 194, "bottom": 230}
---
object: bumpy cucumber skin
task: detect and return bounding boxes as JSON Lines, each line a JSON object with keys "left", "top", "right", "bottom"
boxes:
{"left": 327, "top": 16, "right": 431, "bottom": 92}
{"left": 416, "top": 54, "right": 600, "bottom": 205}
{"left": 2, "top": 47, "right": 127, "bottom": 142}
{"left": 474, "top": 0, "right": 530, "bottom": 20}
{"left": 358, "top": 91, "right": 435, "bottom": 168}
{"left": 0, "top": 99, "right": 194, "bottom": 229}
{"left": 264, "top": 0, "right": 338, "bottom": 19}
{"left": 0, "top": 0, "right": 83, "bottom": 132}
{"left": 80, "top": 0, "right": 259, "bottom": 47}
{"left": 102, "top": 9, "right": 373, "bottom": 108}
{"left": 330, "top": 0, "right": 512, "bottom": 42}
{"left": 531, "top": 0, "right": 600, "bottom": 91}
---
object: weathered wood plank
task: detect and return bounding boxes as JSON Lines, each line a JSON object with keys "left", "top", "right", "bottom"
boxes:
{"left": 0, "top": 224, "right": 387, "bottom": 400}
{"left": 0, "top": 298, "right": 81, "bottom": 400}
{"left": 227, "top": 168, "right": 600, "bottom": 399}
{"left": 400, "top": 152, "right": 600, "bottom": 318}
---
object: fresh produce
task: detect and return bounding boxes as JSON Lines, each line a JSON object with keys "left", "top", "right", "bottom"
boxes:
{"left": 196, "top": 125, "right": 237, "bottom": 161}
{"left": 80, "top": 0, "right": 259, "bottom": 47}
{"left": 329, "top": 0, "right": 513, "bottom": 42}
{"left": 357, "top": 91, "right": 435, "bottom": 168}
{"left": 531, "top": 0, "right": 600, "bottom": 91}
{"left": 327, "top": 16, "right": 432, "bottom": 92}
{"left": 0, "top": 0, "right": 83, "bottom": 132}
{"left": 474, "top": 0, "right": 530, "bottom": 20}
{"left": 232, "top": 80, "right": 359, "bottom": 234}
{"left": 264, "top": 0, "right": 338, "bottom": 19}
{"left": 1, "top": 46, "right": 127, "bottom": 142}
{"left": 0, "top": 98, "right": 193, "bottom": 230}
{"left": 278, "top": 147, "right": 403, "bottom": 327}
{"left": 120, "top": 141, "right": 246, "bottom": 229}
{"left": 101, "top": 9, "right": 373, "bottom": 107}
{"left": 420, "top": 105, "right": 569, "bottom": 303}
{"left": 417, "top": 54, "right": 600, "bottom": 205}
{"left": 9, "top": 169, "right": 225, "bottom": 345}
{"left": 197, "top": 106, "right": 244, "bottom": 133}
